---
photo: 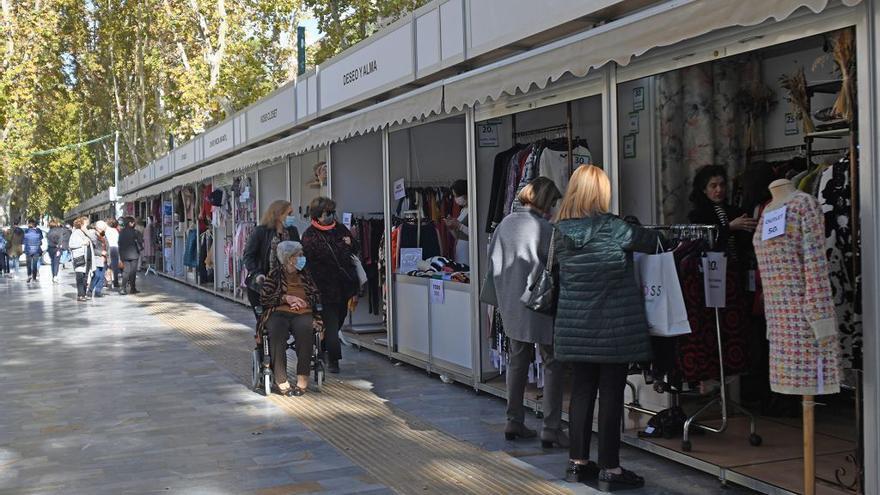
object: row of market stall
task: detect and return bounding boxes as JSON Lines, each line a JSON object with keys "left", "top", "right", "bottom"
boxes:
{"left": 68, "top": 1, "right": 880, "bottom": 494}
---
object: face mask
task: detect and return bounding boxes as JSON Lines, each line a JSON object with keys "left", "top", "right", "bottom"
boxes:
{"left": 321, "top": 213, "right": 336, "bottom": 225}
{"left": 283, "top": 215, "right": 297, "bottom": 228}
{"left": 295, "top": 256, "right": 307, "bottom": 271}
{"left": 454, "top": 196, "right": 466, "bottom": 206}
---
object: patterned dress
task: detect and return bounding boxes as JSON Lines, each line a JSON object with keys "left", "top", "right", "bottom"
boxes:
{"left": 753, "top": 192, "right": 840, "bottom": 395}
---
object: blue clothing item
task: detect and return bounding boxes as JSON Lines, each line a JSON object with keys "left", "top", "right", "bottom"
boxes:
{"left": 183, "top": 229, "right": 198, "bottom": 268}
{"left": 26, "top": 253, "right": 40, "bottom": 279}
{"left": 89, "top": 266, "right": 106, "bottom": 295}
{"left": 23, "top": 228, "right": 43, "bottom": 256}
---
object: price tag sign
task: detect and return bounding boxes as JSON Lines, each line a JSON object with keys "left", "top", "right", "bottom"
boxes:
{"left": 761, "top": 206, "right": 787, "bottom": 241}
{"left": 399, "top": 248, "right": 422, "bottom": 274}
{"left": 342, "top": 212, "right": 352, "bottom": 230}
{"left": 393, "top": 178, "right": 406, "bottom": 201}
{"left": 478, "top": 124, "right": 499, "bottom": 147}
{"left": 702, "top": 252, "right": 727, "bottom": 308}
{"left": 430, "top": 279, "right": 445, "bottom": 305}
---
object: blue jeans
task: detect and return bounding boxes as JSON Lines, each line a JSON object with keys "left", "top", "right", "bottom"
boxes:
{"left": 50, "top": 249, "right": 61, "bottom": 277}
{"left": 26, "top": 253, "right": 40, "bottom": 279}
{"left": 89, "top": 266, "right": 106, "bottom": 295}
{"left": 8, "top": 254, "right": 18, "bottom": 274}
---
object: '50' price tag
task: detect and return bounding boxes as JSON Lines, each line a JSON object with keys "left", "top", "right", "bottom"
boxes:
{"left": 761, "top": 206, "right": 787, "bottom": 241}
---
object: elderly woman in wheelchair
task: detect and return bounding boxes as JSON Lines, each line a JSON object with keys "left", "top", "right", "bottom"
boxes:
{"left": 255, "top": 240, "right": 324, "bottom": 397}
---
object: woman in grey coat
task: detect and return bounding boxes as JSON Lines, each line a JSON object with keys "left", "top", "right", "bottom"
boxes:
{"left": 484, "top": 177, "right": 565, "bottom": 447}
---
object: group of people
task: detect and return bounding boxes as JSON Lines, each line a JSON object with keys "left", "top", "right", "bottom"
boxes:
{"left": 0, "top": 218, "right": 71, "bottom": 283}
{"left": 243, "top": 197, "right": 362, "bottom": 397}
{"left": 485, "top": 163, "right": 759, "bottom": 491}
{"left": 67, "top": 216, "right": 145, "bottom": 301}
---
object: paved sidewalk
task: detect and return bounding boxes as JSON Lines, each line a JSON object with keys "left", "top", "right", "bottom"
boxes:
{"left": 0, "top": 266, "right": 755, "bottom": 494}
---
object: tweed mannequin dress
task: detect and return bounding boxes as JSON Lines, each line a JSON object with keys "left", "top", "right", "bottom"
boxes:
{"left": 753, "top": 191, "right": 840, "bottom": 395}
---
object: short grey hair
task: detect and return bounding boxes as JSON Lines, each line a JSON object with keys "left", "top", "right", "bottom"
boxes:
{"left": 276, "top": 241, "right": 304, "bottom": 265}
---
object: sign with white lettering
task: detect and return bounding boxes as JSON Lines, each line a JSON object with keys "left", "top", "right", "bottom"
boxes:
{"left": 204, "top": 121, "right": 234, "bottom": 159}
{"left": 762, "top": 206, "right": 787, "bottom": 241}
{"left": 246, "top": 84, "right": 296, "bottom": 142}
{"left": 174, "top": 140, "right": 195, "bottom": 171}
{"left": 319, "top": 24, "right": 414, "bottom": 112}
{"left": 399, "top": 248, "right": 422, "bottom": 274}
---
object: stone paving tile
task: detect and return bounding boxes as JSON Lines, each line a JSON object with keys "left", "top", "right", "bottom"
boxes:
{"left": 0, "top": 268, "right": 389, "bottom": 495}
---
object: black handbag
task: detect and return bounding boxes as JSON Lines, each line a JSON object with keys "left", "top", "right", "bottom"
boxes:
{"left": 524, "top": 229, "right": 557, "bottom": 314}
{"left": 72, "top": 255, "right": 86, "bottom": 268}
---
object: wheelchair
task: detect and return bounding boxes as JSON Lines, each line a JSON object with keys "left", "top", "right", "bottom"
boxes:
{"left": 251, "top": 308, "right": 325, "bottom": 396}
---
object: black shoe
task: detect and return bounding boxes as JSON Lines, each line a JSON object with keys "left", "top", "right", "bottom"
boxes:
{"left": 598, "top": 468, "right": 644, "bottom": 492}
{"left": 130, "top": 289, "right": 140, "bottom": 294}
{"left": 271, "top": 384, "right": 296, "bottom": 397}
{"left": 328, "top": 361, "right": 340, "bottom": 374}
{"left": 565, "top": 461, "right": 599, "bottom": 483}
{"left": 504, "top": 422, "right": 537, "bottom": 441}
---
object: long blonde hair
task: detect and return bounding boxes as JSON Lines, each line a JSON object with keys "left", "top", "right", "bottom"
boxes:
{"left": 260, "top": 200, "right": 292, "bottom": 228}
{"left": 555, "top": 165, "right": 611, "bottom": 221}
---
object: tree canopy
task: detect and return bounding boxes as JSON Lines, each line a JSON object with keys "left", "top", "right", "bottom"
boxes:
{"left": 0, "top": 0, "right": 424, "bottom": 222}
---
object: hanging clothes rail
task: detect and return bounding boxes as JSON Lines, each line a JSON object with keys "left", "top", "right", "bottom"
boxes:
{"left": 643, "top": 223, "right": 761, "bottom": 452}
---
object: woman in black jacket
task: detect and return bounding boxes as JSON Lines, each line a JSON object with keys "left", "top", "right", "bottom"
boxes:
{"left": 688, "top": 165, "right": 757, "bottom": 263}
{"left": 301, "top": 196, "right": 359, "bottom": 374}
{"left": 46, "top": 218, "right": 67, "bottom": 284}
{"left": 243, "top": 200, "right": 301, "bottom": 320}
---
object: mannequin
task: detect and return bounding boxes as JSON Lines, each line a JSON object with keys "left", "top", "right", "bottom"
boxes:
{"left": 753, "top": 183, "right": 840, "bottom": 495}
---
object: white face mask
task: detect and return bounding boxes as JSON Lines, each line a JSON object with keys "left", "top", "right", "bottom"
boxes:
{"left": 454, "top": 196, "right": 466, "bottom": 206}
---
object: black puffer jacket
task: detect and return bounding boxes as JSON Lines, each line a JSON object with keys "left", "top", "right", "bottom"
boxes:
{"left": 243, "top": 225, "right": 300, "bottom": 282}
{"left": 553, "top": 214, "right": 661, "bottom": 364}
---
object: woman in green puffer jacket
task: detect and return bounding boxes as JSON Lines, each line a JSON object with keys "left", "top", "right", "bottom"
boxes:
{"left": 553, "top": 165, "right": 661, "bottom": 492}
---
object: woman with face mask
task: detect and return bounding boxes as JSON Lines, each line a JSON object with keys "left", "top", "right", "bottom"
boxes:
{"left": 444, "top": 179, "right": 470, "bottom": 265}
{"left": 243, "top": 200, "right": 302, "bottom": 320}
{"left": 301, "top": 196, "right": 360, "bottom": 374}
{"left": 257, "top": 241, "right": 323, "bottom": 396}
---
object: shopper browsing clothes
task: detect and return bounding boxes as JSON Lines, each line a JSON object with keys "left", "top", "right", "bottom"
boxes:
{"left": 23, "top": 218, "right": 43, "bottom": 283}
{"left": 688, "top": 165, "right": 757, "bottom": 259}
{"left": 553, "top": 165, "right": 661, "bottom": 491}
{"left": 257, "top": 241, "right": 323, "bottom": 396}
{"left": 68, "top": 217, "right": 94, "bottom": 302}
{"left": 301, "top": 197, "right": 359, "bottom": 374}
{"left": 86, "top": 220, "right": 108, "bottom": 298}
{"left": 243, "top": 200, "right": 301, "bottom": 320}
{"left": 484, "top": 177, "right": 566, "bottom": 447}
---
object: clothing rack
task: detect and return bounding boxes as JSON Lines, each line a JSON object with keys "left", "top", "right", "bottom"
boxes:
{"left": 636, "top": 224, "right": 760, "bottom": 452}
{"left": 748, "top": 144, "right": 805, "bottom": 157}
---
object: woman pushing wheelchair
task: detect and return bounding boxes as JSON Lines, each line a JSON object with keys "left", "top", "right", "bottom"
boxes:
{"left": 256, "top": 240, "right": 324, "bottom": 397}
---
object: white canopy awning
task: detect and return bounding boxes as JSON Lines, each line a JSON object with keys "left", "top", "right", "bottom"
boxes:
{"left": 122, "top": 83, "right": 444, "bottom": 202}
{"left": 444, "top": 0, "right": 862, "bottom": 111}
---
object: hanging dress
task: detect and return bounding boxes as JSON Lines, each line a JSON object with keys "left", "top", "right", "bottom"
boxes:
{"left": 753, "top": 191, "right": 841, "bottom": 395}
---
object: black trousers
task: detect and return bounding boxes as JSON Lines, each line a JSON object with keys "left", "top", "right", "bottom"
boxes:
{"left": 320, "top": 302, "right": 348, "bottom": 362}
{"left": 569, "top": 362, "right": 628, "bottom": 468}
{"left": 0, "top": 252, "right": 8, "bottom": 274}
{"left": 266, "top": 312, "right": 314, "bottom": 384}
{"left": 75, "top": 272, "right": 88, "bottom": 297}
{"left": 122, "top": 259, "right": 138, "bottom": 291}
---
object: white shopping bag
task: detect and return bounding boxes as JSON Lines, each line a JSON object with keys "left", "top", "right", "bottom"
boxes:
{"left": 702, "top": 252, "right": 727, "bottom": 308}
{"left": 634, "top": 251, "right": 692, "bottom": 337}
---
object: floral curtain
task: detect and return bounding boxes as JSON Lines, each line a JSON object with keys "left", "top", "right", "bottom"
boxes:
{"left": 658, "top": 55, "right": 763, "bottom": 223}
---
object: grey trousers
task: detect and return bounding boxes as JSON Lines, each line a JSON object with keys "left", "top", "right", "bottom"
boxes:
{"left": 506, "top": 338, "right": 563, "bottom": 433}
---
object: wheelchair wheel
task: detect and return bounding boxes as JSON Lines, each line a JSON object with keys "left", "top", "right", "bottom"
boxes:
{"left": 264, "top": 373, "right": 272, "bottom": 397}
{"left": 313, "top": 358, "right": 324, "bottom": 392}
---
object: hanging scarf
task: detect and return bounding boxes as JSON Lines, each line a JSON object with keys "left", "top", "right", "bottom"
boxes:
{"left": 311, "top": 220, "right": 337, "bottom": 232}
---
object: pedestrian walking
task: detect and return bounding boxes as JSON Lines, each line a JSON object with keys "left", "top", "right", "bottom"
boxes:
{"left": 105, "top": 218, "right": 121, "bottom": 289}
{"left": 483, "top": 177, "right": 566, "bottom": 448}
{"left": 242, "top": 199, "right": 301, "bottom": 320}
{"left": 69, "top": 216, "right": 94, "bottom": 302}
{"left": 0, "top": 226, "right": 9, "bottom": 277}
{"left": 47, "top": 219, "right": 66, "bottom": 283}
{"left": 23, "top": 218, "right": 44, "bottom": 283}
{"left": 60, "top": 224, "right": 73, "bottom": 269}
{"left": 301, "top": 197, "right": 360, "bottom": 375}
{"left": 8, "top": 220, "right": 23, "bottom": 277}
{"left": 118, "top": 217, "right": 142, "bottom": 295}
{"left": 553, "top": 165, "right": 660, "bottom": 491}
{"left": 86, "top": 220, "right": 108, "bottom": 298}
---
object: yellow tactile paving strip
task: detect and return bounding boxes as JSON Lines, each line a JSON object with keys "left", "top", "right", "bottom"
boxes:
{"left": 141, "top": 295, "right": 572, "bottom": 495}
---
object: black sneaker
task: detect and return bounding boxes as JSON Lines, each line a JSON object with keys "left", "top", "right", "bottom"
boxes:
{"left": 328, "top": 361, "right": 340, "bottom": 374}
{"left": 598, "top": 468, "right": 644, "bottom": 492}
{"left": 565, "top": 461, "right": 599, "bottom": 483}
